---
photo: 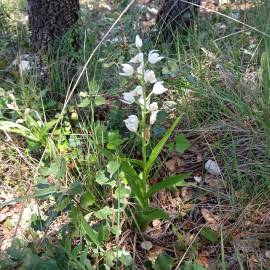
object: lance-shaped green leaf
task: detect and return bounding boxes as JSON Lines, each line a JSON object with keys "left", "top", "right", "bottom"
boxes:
{"left": 121, "top": 162, "right": 147, "bottom": 207}
{"left": 79, "top": 214, "right": 100, "bottom": 247}
{"left": 147, "top": 174, "right": 189, "bottom": 198}
{"left": 145, "top": 116, "right": 181, "bottom": 178}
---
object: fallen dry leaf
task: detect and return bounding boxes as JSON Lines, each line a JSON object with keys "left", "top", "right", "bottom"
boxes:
{"left": 197, "top": 252, "right": 209, "bottom": 267}
{"left": 165, "top": 157, "right": 184, "bottom": 172}
{"left": 181, "top": 187, "right": 195, "bottom": 202}
{"left": 152, "top": 219, "right": 161, "bottom": 227}
{"left": 201, "top": 208, "right": 220, "bottom": 231}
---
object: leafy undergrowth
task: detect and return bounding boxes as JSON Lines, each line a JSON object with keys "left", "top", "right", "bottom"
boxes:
{"left": 0, "top": 0, "right": 270, "bottom": 269}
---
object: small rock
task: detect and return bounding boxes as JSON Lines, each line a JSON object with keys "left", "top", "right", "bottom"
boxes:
{"left": 194, "top": 176, "right": 202, "bottom": 183}
{"left": 141, "top": 241, "right": 153, "bottom": 250}
{"left": 205, "top": 160, "right": 221, "bottom": 176}
{"left": 265, "top": 250, "right": 270, "bottom": 259}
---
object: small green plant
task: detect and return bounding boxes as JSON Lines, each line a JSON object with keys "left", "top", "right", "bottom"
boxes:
{"left": 0, "top": 92, "right": 71, "bottom": 154}
{"left": 112, "top": 35, "right": 189, "bottom": 231}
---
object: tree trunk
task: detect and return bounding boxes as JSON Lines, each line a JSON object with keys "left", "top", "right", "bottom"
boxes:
{"left": 28, "top": 0, "right": 80, "bottom": 52}
{"left": 157, "top": 0, "right": 201, "bottom": 40}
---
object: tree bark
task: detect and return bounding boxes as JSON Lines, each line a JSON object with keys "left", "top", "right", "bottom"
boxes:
{"left": 157, "top": 0, "right": 201, "bottom": 40}
{"left": 28, "top": 0, "right": 80, "bottom": 52}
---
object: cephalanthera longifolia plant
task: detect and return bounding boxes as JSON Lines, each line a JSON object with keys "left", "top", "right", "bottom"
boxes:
{"left": 117, "top": 35, "right": 189, "bottom": 231}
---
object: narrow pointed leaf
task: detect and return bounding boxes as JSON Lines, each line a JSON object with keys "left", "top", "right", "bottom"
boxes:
{"left": 141, "top": 207, "right": 169, "bottom": 221}
{"left": 121, "top": 162, "right": 147, "bottom": 207}
{"left": 147, "top": 174, "right": 189, "bottom": 198}
{"left": 79, "top": 214, "right": 100, "bottom": 247}
{"left": 145, "top": 116, "right": 181, "bottom": 178}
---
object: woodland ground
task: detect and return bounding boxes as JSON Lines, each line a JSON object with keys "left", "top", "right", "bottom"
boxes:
{"left": 0, "top": 0, "right": 270, "bottom": 269}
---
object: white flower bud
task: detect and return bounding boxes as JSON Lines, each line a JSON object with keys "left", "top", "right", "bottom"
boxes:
{"left": 135, "top": 35, "right": 143, "bottom": 49}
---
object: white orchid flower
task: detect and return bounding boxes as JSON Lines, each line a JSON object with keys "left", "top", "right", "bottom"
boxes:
{"left": 135, "top": 35, "right": 143, "bottom": 49}
{"left": 150, "top": 110, "right": 158, "bottom": 125}
{"left": 119, "top": 64, "right": 134, "bottom": 77}
{"left": 121, "top": 92, "right": 135, "bottom": 104}
{"left": 144, "top": 69, "right": 157, "bottom": 84}
{"left": 139, "top": 95, "right": 150, "bottom": 111}
{"left": 149, "top": 102, "right": 158, "bottom": 112}
{"left": 148, "top": 50, "right": 164, "bottom": 64}
{"left": 120, "top": 86, "right": 143, "bottom": 104}
{"left": 131, "top": 85, "right": 143, "bottom": 96}
{"left": 130, "top": 52, "right": 144, "bottom": 64}
{"left": 152, "top": 81, "right": 168, "bottom": 95}
{"left": 149, "top": 102, "right": 159, "bottom": 125}
{"left": 124, "top": 115, "right": 139, "bottom": 133}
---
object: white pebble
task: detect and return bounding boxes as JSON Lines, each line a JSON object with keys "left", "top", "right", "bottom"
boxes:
{"left": 205, "top": 159, "right": 221, "bottom": 175}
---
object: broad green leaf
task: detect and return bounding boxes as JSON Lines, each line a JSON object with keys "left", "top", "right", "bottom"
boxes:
{"left": 175, "top": 134, "right": 191, "bottom": 154}
{"left": 95, "top": 171, "right": 109, "bottom": 185}
{"left": 95, "top": 221, "right": 110, "bottom": 243}
{"left": 0, "top": 120, "right": 38, "bottom": 141}
{"left": 145, "top": 116, "right": 181, "bottom": 178}
{"left": 107, "top": 131, "right": 123, "bottom": 150}
{"left": 80, "top": 191, "right": 95, "bottom": 208}
{"left": 79, "top": 214, "right": 100, "bottom": 247}
{"left": 147, "top": 174, "right": 189, "bottom": 198}
{"left": 107, "top": 160, "right": 120, "bottom": 178}
{"left": 114, "top": 185, "right": 131, "bottom": 203}
{"left": 48, "top": 158, "right": 67, "bottom": 179}
{"left": 78, "top": 97, "right": 91, "bottom": 108}
{"left": 69, "top": 181, "right": 83, "bottom": 195}
{"left": 118, "top": 250, "right": 132, "bottom": 266}
{"left": 155, "top": 253, "right": 174, "bottom": 270}
{"left": 119, "top": 157, "right": 144, "bottom": 168}
{"left": 200, "top": 227, "right": 219, "bottom": 243}
{"left": 56, "top": 196, "right": 69, "bottom": 211}
{"left": 121, "top": 162, "right": 147, "bottom": 207}
{"left": 94, "top": 206, "right": 113, "bottom": 220}
{"left": 141, "top": 207, "right": 169, "bottom": 222}
{"left": 95, "top": 95, "right": 106, "bottom": 106}
{"left": 105, "top": 251, "right": 115, "bottom": 267}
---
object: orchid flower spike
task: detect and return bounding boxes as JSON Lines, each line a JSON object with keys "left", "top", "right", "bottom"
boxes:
{"left": 148, "top": 50, "right": 164, "bottom": 64}
{"left": 135, "top": 35, "right": 143, "bottom": 49}
{"left": 124, "top": 115, "right": 139, "bottom": 133}
{"left": 152, "top": 81, "right": 168, "bottom": 95}
{"left": 119, "top": 64, "right": 134, "bottom": 77}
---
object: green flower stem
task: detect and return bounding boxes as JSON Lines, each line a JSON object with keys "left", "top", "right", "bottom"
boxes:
{"left": 139, "top": 73, "right": 148, "bottom": 200}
